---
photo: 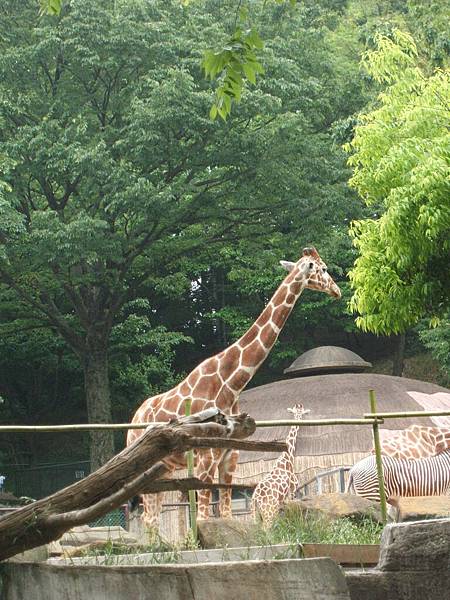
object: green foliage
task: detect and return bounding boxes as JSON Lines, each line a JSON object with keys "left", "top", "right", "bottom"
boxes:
{"left": 0, "top": 0, "right": 365, "bottom": 465}
{"left": 39, "top": 0, "right": 62, "bottom": 16}
{"left": 346, "top": 30, "right": 450, "bottom": 334}
{"left": 407, "top": 0, "right": 450, "bottom": 67}
{"left": 109, "top": 302, "right": 191, "bottom": 419}
{"left": 418, "top": 314, "right": 450, "bottom": 385}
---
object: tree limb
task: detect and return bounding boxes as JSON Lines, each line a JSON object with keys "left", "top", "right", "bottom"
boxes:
{"left": 0, "top": 409, "right": 270, "bottom": 561}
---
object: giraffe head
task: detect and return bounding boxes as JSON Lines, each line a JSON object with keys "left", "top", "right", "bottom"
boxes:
{"left": 280, "top": 247, "right": 341, "bottom": 299}
{"left": 286, "top": 403, "right": 311, "bottom": 420}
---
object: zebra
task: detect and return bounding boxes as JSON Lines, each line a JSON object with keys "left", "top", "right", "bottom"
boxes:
{"left": 346, "top": 449, "right": 450, "bottom": 501}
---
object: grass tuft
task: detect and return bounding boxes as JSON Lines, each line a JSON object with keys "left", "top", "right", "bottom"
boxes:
{"left": 256, "top": 509, "right": 383, "bottom": 546}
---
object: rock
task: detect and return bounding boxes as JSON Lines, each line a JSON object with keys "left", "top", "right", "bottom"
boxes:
{"left": 388, "top": 495, "right": 450, "bottom": 522}
{"left": 284, "top": 493, "right": 382, "bottom": 523}
{"left": 346, "top": 518, "right": 450, "bottom": 599}
{"left": 47, "top": 540, "right": 64, "bottom": 556}
{"left": 0, "top": 491, "right": 21, "bottom": 506}
{"left": 58, "top": 525, "right": 137, "bottom": 547}
{"left": 197, "top": 518, "right": 261, "bottom": 549}
{"left": 378, "top": 517, "right": 450, "bottom": 572}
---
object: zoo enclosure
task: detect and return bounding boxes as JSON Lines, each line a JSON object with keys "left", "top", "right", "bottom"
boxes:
{"left": 2, "top": 390, "right": 450, "bottom": 529}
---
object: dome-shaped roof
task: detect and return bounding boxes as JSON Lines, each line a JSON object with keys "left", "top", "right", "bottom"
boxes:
{"left": 283, "top": 345, "right": 372, "bottom": 376}
{"left": 238, "top": 373, "right": 450, "bottom": 463}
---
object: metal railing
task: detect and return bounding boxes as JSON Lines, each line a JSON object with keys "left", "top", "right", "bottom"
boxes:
{"left": 297, "top": 466, "right": 351, "bottom": 498}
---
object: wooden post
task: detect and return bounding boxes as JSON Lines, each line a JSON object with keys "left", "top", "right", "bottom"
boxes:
{"left": 184, "top": 399, "right": 197, "bottom": 540}
{"left": 369, "top": 389, "right": 388, "bottom": 524}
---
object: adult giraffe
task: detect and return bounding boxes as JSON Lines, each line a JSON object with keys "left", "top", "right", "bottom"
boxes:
{"left": 378, "top": 425, "right": 450, "bottom": 459}
{"left": 127, "top": 247, "right": 341, "bottom": 531}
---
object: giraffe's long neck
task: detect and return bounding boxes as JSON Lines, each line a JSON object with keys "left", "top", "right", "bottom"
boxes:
{"left": 219, "top": 271, "right": 305, "bottom": 394}
{"left": 282, "top": 424, "right": 300, "bottom": 471}
{"left": 177, "top": 271, "right": 306, "bottom": 414}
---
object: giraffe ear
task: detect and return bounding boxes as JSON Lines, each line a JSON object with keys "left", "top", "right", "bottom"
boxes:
{"left": 280, "top": 260, "right": 295, "bottom": 272}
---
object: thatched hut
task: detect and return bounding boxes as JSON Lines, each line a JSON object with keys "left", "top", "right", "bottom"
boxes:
{"left": 235, "top": 346, "right": 450, "bottom": 495}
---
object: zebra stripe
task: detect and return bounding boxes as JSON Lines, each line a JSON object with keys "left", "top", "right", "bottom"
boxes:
{"left": 347, "top": 449, "right": 450, "bottom": 501}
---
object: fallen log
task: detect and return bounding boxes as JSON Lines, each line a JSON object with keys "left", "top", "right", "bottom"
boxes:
{"left": 0, "top": 409, "right": 282, "bottom": 561}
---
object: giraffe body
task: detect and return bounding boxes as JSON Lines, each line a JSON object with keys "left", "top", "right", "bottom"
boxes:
{"left": 251, "top": 404, "right": 310, "bottom": 529}
{"left": 127, "top": 248, "right": 340, "bottom": 532}
{"left": 378, "top": 425, "right": 450, "bottom": 459}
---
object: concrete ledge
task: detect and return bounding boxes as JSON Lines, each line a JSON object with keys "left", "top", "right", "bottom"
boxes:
{"left": 378, "top": 517, "right": 450, "bottom": 571}
{"left": 47, "top": 542, "right": 379, "bottom": 568}
{"left": 2, "top": 558, "right": 350, "bottom": 600}
{"left": 47, "top": 543, "right": 301, "bottom": 566}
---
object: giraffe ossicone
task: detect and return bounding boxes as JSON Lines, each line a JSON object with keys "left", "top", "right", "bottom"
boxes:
{"left": 127, "top": 248, "right": 340, "bottom": 534}
{"left": 251, "top": 403, "right": 310, "bottom": 529}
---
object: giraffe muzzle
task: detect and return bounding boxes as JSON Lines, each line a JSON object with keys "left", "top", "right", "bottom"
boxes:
{"left": 329, "top": 284, "right": 341, "bottom": 299}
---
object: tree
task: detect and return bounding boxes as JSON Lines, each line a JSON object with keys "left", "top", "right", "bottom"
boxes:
{"left": 0, "top": 0, "right": 358, "bottom": 468}
{"left": 39, "top": 1, "right": 353, "bottom": 120}
{"left": 346, "top": 30, "right": 450, "bottom": 335}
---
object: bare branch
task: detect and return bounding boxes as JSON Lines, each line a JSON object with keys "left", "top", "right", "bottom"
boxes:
{"left": 0, "top": 409, "right": 263, "bottom": 560}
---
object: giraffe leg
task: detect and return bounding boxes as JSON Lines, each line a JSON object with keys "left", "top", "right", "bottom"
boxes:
{"left": 141, "top": 492, "right": 164, "bottom": 543}
{"left": 218, "top": 448, "right": 239, "bottom": 518}
{"left": 195, "top": 449, "right": 219, "bottom": 520}
{"left": 259, "top": 501, "right": 276, "bottom": 530}
{"left": 140, "top": 468, "right": 175, "bottom": 543}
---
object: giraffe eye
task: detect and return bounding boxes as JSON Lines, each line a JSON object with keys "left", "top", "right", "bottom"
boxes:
{"left": 309, "top": 262, "right": 314, "bottom": 269}
{"left": 322, "top": 267, "right": 327, "bottom": 273}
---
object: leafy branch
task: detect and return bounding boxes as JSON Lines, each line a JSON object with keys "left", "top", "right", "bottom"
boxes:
{"left": 39, "top": 0, "right": 299, "bottom": 119}
{"left": 203, "top": 26, "right": 265, "bottom": 120}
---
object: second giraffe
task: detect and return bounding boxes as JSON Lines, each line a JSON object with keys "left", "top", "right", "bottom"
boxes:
{"left": 252, "top": 404, "right": 310, "bottom": 529}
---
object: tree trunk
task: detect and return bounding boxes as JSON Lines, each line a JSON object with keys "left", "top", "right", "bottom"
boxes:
{"left": 392, "top": 333, "right": 406, "bottom": 377}
{"left": 83, "top": 349, "right": 114, "bottom": 470}
{"left": 0, "top": 409, "right": 279, "bottom": 561}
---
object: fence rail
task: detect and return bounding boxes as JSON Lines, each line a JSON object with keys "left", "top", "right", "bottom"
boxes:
{"left": 3, "top": 411, "right": 450, "bottom": 432}
{"left": 3, "top": 391, "right": 450, "bottom": 525}
{"left": 365, "top": 410, "right": 450, "bottom": 419}
{"left": 297, "top": 466, "right": 351, "bottom": 497}
{"left": 0, "top": 417, "right": 384, "bottom": 432}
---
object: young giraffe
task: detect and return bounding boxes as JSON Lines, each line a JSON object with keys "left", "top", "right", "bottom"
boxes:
{"left": 127, "top": 247, "right": 340, "bottom": 532}
{"left": 251, "top": 404, "right": 310, "bottom": 529}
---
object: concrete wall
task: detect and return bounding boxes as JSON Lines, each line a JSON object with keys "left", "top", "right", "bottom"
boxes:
{"left": 3, "top": 518, "right": 449, "bottom": 600}
{"left": 2, "top": 558, "right": 350, "bottom": 600}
